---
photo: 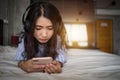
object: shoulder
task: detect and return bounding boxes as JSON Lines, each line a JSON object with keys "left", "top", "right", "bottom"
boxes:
{"left": 56, "top": 35, "right": 62, "bottom": 48}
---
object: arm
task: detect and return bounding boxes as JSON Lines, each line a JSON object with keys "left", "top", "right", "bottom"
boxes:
{"left": 15, "top": 38, "right": 45, "bottom": 73}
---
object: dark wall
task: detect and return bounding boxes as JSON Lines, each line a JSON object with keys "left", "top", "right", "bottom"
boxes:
{"left": 0, "top": 19, "right": 3, "bottom": 45}
{"left": 31, "top": 0, "right": 49, "bottom": 3}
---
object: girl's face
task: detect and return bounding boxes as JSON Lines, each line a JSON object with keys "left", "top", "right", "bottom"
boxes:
{"left": 34, "top": 16, "right": 54, "bottom": 43}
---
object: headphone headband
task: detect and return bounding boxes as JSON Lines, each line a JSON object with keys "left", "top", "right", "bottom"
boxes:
{"left": 22, "top": 1, "right": 44, "bottom": 32}
{"left": 22, "top": 1, "right": 39, "bottom": 25}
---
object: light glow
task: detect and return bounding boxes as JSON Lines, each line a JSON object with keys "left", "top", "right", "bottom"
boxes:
{"left": 65, "top": 24, "right": 88, "bottom": 47}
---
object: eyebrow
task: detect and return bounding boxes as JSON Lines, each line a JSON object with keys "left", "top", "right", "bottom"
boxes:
{"left": 35, "top": 25, "right": 53, "bottom": 27}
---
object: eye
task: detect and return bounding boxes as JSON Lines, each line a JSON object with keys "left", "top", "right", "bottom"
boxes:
{"left": 35, "top": 26, "right": 42, "bottom": 30}
{"left": 47, "top": 26, "right": 53, "bottom": 30}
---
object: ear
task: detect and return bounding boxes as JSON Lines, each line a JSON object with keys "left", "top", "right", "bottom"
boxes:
{"left": 24, "top": 20, "right": 30, "bottom": 32}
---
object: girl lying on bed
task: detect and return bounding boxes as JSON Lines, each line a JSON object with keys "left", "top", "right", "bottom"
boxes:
{"left": 15, "top": 1, "right": 67, "bottom": 74}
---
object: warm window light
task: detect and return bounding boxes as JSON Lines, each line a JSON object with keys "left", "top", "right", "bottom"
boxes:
{"left": 78, "top": 42, "right": 88, "bottom": 47}
{"left": 68, "top": 41, "right": 73, "bottom": 46}
{"left": 65, "top": 24, "right": 88, "bottom": 47}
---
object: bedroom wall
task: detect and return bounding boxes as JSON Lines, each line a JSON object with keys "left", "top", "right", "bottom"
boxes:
{"left": 31, "top": 0, "right": 120, "bottom": 54}
{"left": 0, "top": 0, "right": 120, "bottom": 54}
{"left": 95, "top": 0, "right": 120, "bottom": 54}
{"left": 50, "top": 0, "right": 96, "bottom": 48}
{"left": 113, "top": 16, "right": 120, "bottom": 55}
{"left": 0, "top": 0, "right": 30, "bottom": 45}
{"left": 0, "top": 0, "right": 9, "bottom": 45}
{"left": 1, "top": 0, "right": 96, "bottom": 48}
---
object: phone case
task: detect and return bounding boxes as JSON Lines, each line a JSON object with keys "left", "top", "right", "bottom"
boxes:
{"left": 32, "top": 57, "right": 53, "bottom": 65}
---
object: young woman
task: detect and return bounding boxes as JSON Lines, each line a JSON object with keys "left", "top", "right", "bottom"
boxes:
{"left": 15, "top": 1, "right": 67, "bottom": 74}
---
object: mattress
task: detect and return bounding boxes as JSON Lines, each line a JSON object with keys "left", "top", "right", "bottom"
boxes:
{"left": 0, "top": 46, "right": 120, "bottom": 80}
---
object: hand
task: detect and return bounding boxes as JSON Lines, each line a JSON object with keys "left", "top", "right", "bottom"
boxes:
{"left": 18, "top": 59, "right": 45, "bottom": 73}
{"left": 44, "top": 60, "right": 62, "bottom": 74}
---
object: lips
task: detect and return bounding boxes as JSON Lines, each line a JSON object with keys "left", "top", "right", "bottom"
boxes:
{"left": 39, "top": 38, "right": 48, "bottom": 43}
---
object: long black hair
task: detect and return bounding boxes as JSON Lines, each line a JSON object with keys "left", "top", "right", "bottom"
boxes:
{"left": 22, "top": 1, "right": 67, "bottom": 60}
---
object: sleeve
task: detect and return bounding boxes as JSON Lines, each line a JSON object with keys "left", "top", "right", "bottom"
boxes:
{"left": 55, "top": 36, "right": 67, "bottom": 64}
{"left": 55, "top": 48, "right": 67, "bottom": 64}
{"left": 14, "top": 38, "right": 26, "bottom": 61}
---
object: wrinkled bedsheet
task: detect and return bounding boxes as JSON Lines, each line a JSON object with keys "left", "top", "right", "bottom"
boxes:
{"left": 0, "top": 46, "right": 120, "bottom": 80}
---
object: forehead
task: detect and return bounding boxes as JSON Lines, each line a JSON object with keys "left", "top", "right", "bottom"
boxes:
{"left": 36, "top": 16, "right": 52, "bottom": 26}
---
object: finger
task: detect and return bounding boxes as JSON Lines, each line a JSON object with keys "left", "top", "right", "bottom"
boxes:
{"left": 49, "top": 64, "right": 56, "bottom": 73}
{"left": 44, "top": 65, "right": 53, "bottom": 74}
{"left": 32, "top": 65, "right": 45, "bottom": 72}
{"left": 51, "top": 61, "right": 57, "bottom": 65}
{"left": 45, "top": 67, "right": 52, "bottom": 74}
{"left": 48, "top": 64, "right": 59, "bottom": 73}
{"left": 34, "top": 64, "right": 45, "bottom": 68}
{"left": 50, "top": 63, "right": 62, "bottom": 73}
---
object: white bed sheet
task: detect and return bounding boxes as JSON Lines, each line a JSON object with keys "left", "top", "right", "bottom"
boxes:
{"left": 0, "top": 46, "right": 120, "bottom": 80}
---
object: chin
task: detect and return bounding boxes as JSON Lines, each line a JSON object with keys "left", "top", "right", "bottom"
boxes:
{"left": 39, "top": 40, "right": 48, "bottom": 43}
{"left": 40, "top": 42, "right": 47, "bottom": 44}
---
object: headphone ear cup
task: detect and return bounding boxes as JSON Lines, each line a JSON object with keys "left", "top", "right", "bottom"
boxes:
{"left": 24, "top": 20, "right": 30, "bottom": 32}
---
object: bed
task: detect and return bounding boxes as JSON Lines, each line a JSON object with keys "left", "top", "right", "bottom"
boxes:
{"left": 0, "top": 46, "right": 120, "bottom": 80}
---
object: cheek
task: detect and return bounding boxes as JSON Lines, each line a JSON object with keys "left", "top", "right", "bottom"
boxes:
{"left": 34, "top": 30, "right": 40, "bottom": 38}
{"left": 49, "top": 31, "right": 54, "bottom": 37}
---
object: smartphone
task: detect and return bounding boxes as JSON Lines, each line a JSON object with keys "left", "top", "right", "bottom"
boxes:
{"left": 32, "top": 57, "right": 53, "bottom": 65}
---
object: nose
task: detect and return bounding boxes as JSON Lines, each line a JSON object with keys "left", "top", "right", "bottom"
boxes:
{"left": 41, "top": 29, "right": 47, "bottom": 37}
